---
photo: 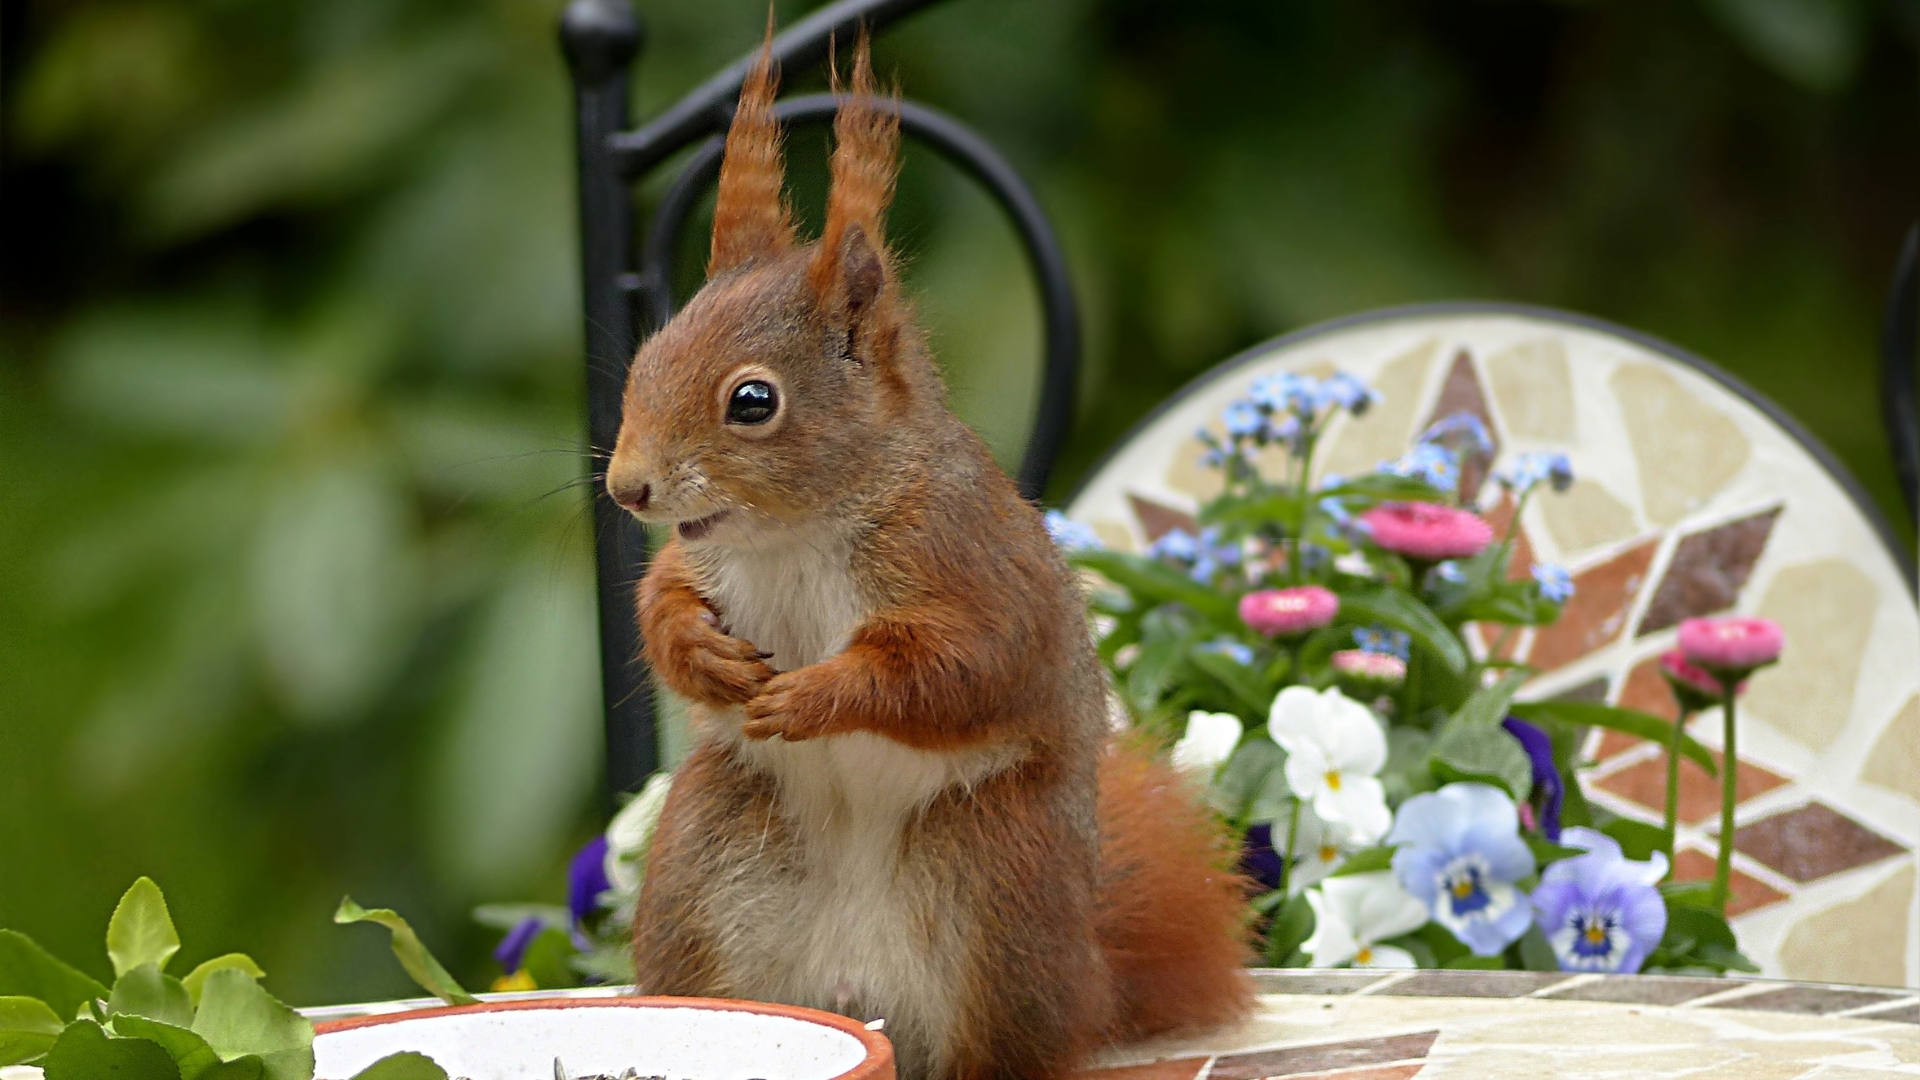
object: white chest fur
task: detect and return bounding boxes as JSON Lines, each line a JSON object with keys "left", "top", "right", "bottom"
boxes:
{"left": 688, "top": 531, "right": 1012, "bottom": 1076}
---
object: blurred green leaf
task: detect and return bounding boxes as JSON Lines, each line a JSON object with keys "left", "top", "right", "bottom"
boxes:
{"left": 1263, "top": 893, "right": 1315, "bottom": 966}
{"left": 1336, "top": 587, "right": 1467, "bottom": 673}
{"left": 1070, "top": 550, "right": 1236, "bottom": 623}
{"left": 0, "top": 996, "right": 67, "bottom": 1066}
{"left": 1600, "top": 818, "right": 1671, "bottom": 863}
{"left": 1327, "top": 845, "right": 1397, "bottom": 878}
{"left": 1213, "top": 737, "right": 1284, "bottom": 822}
{"left": 1449, "top": 671, "right": 1529, "bottom": 728}
{"left": 0, "top": 932, "right": 110, "bottom": 1022}
{"left": 180, "top": 957, "right": 265, "bottom": 1008}
{"left": 520, "top": 927, "right": 582, "bottom": 991}
{"left": 332, "top": 900, "right": 477, "bottom": 1007}
{"left": 1428, "top": 720, "right": 1533, "bottom": 801}
{"left": 1701, "top": 0, "right": 1865, "bottom": 92}
{"left": 43, "top": 1020, "right": 181, "bottom": 1080}
{"left": 188, "top": 970, "right": 312, "bottom": 1080}
{"left": 1508, "top": 702, "right": 1715, "bottom": 776}
{"left": 348, "top": 1052, "right": 451, "bottom": 1080}
{"left": 108, "top": 1016, "right": 227, "bottom": 1080}
{"left": 107, "top": 879, "right": 181, "bottom": 979}
{"left": 107, "top": 966, "right": 192, "bottom": 1029}
{"left": 251, "top": 461, "right": 418, "bottom": 724}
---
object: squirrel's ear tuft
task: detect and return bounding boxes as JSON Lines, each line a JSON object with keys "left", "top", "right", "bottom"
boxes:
{"left": 710, "top": 16, "right": 794, "bottom": 275}
{"left": 809, "top": 28, "right": 898, "bottom": 309}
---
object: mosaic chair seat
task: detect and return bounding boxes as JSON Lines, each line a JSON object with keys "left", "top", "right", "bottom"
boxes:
{"left": 1063, "top": 303, "right": 1920, "bottom": 988}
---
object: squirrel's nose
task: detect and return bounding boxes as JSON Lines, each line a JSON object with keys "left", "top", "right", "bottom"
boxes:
{"left": 608, "top": 476, "right": 650, "bottom": 513}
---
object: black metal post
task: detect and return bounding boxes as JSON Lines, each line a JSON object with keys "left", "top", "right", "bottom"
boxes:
{"left": 561, "top": 0, "right": 656, "bottom": 801}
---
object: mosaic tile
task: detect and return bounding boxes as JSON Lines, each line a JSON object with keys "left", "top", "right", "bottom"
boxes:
{"left": 1526, "top": 538, "right": 1659, "bottom": 671}
{"left": 1539, "top": 975, "right": 1734, "bottom": 1005}
{"left": 1422, "top": 350, "right": 1499, "bottom": 500}
{"left": 1375, "top": 971, "right": 1573, "bottom": 998}
{"left": 1619, "top": 655, "right": 1681, "bottom": 720}
{"left": 1165, "top": 424, "right": 1227, "bottom": 503}
{"left": 1636, "top": 507, "right": 1781, "bottom": 635}
{"left": 1861, "top": 694, "right": 1920, "bottom": 802}
{"left": 1092, "top": 520, "right": 1139, "bottom": 553}
{"left": 1538, "top": 478, "right": 1641, "bottom": 559}
{"left": 1485, "top": 338, "right": 1574, "bottom": 441}
{"left": 1208, "top": 1031, "right": 1438, "bottom": 1079}
{"left": 1317, "top": 339, "right": 1438, "bottom": 481}
{"left": 1733, "top": 803, "right": 1905, "bottom": 883}
{"left": 1611, "top": 363, "right": 1752, "bottom": 527}
{"left": 1853, "top": 1002, "right": 1920, "bottom": 1024}
{"left": 1251, "top": 970, "right": 1389, "bottom": 995}
{"left": 1593, "top": 746, "right": 1788, "bottom": 825}
{"left": 1128, "top": 495, "right": 1199, "bottom": 544}
{"left": 1289, "top": 1066, "right": 1424, "bottom": 1080}
{"left": 1743, "top": 559, "right": 1879, "bottom": 751}
{"left": 1076, "top": 1057, "right": 1210, "bottom": 1080}
{"left": 1478, "top": 494, "right": 1535, "bottom": 582}
{"left": 1777, "top": 866, "right": 1914, "bottom": 988}
{"left": 1669, "top": 846, "right": 1791, "bottom": 916}
{"left": 1705, "top": 985, "right": 1908, "bottom": 1015}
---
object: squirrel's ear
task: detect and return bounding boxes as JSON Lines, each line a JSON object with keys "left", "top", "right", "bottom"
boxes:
{"left": 808, "top": 28, "right": 898, "bottom": 311}
{"left": 710, "top": 20, "right": 794, "bottom": 275}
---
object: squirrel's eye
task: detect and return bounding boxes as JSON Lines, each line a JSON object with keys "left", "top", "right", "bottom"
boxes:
{"left": 726, "top": 380, "right": 778, "bottom": 425}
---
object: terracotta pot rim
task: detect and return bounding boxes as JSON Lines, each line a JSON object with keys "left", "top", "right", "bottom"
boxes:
{"left": 312, "top": 994, "right": 894, "bottom": 1080}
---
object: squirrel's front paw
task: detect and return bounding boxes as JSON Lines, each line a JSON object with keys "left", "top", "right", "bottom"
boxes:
{"left": 740, "top": 672, "right": 837, "bottom": 742}
{"left": 648, "top": 609, "right": 775, "bottom": 707}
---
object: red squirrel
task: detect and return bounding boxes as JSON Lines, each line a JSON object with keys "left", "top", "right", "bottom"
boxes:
{"left": 604, "top": 31, "right": 1252, "bottom": 1080}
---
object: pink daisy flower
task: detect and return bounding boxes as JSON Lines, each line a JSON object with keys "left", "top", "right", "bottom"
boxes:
{"left": 1657, "top": 649, "right": 1729, "bottom": 697}
{"left": 1240, "top": 585, "right": 1339, "bottom": 637}
{"left": 1360, "top": 502, "right": 1494, "bottom": 561}
{"left": 1678, "top": 616, "right": 1783, "bottom": 674}
{"left": 1330, "top": 649, "right": 1408, "bottom": 683}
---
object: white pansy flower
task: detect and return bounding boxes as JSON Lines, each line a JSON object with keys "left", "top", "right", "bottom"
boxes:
{"left": 604, "top": 772, "right": 673, "bottom": 896}
{"left": 1173, "top": 711, "right": 1244, "bottom": 775}
{"left": 1284, "top": 805, "right": 1361, "bottom": 896}
{"left": 1302, "top": 871, "right": 1428, "bottom": 969}
{"left": 1267, "top": 686, "right": 1391, "bottom": 843}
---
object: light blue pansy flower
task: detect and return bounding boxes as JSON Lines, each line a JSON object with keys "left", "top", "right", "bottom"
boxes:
{"left": 1531, "top": 828, "right": 1668, "bottom": 973}
{"left": 1387, "top": 782, "right": 1537, "bottom": 956}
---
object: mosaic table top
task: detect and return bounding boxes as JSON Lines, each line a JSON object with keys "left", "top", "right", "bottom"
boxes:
{"left": 1064, "top": 304, "right": 1920, "bottom": 989}
{"left": 1084, "top": 968, "right": 1920, "bottom": 1080}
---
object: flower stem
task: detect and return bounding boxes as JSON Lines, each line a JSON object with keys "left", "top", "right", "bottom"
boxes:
{"left": 1711, "top": 685, "right": 1740, "bottom": 912}
{"left": 1280, "top": 799, "right": 1303, "bottom": 896}
{"left": 1662, "top": 706, "right": 1693, "bottom": 860}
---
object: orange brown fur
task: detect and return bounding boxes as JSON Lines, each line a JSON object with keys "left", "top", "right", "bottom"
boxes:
{"left": 709, "top": 22, "right": 794, "bottom": 274}
{"left": 609, "top": 28, "right": 1250, "bottom": 1080}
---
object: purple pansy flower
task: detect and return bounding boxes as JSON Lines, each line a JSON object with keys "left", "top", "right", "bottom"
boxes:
{"left": 1387, "top": 783, "right": 1537, "bottom": 956}
{"left": 568, "top": 834, "right": 612, "bottom": 928}
{"left": 1531, "top": 827, "right": 1669, "bottom": 973}
{"left": 1501, "top": 716, "right": 1563, "bottom": 841}
{"left": 493, "top": 916, "right": 545, "bottom": 973}
{"left": 1242, "top": 822, "right": 1285, "bottom": 893}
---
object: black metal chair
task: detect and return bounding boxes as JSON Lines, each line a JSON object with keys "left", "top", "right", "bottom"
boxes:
{"left": 559, "top": 0, "right": 1081, "bottom": 798}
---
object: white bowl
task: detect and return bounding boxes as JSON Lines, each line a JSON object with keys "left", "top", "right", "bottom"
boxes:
{"left": 312, "top": 997, "right": 894, "bottom": 1080}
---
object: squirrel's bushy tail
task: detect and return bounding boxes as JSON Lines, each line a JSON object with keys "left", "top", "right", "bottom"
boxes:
{"left": 1094, "top": 739, "right": 1255, "bottom": 1041}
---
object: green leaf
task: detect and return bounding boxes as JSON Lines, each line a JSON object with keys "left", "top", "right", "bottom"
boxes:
{"left": 1380, "top": 727, "right": 1437, "bottom": 805}
{"left": 348, "top": 1051, "right": 451, "bottom": 1080}
{"left": 1443, "top": 954, "right": 1508, "bottom": 970}
{"left": 1212, "top": 737, "right": 1284, "bottom": 822}
{"left": 108, "top": 1016, "right": 222, "bottom": 1079}
{"left": 1336, "top": 588, "right": 1467, "bottom": 674}
{"left": 519, "top": 927, "right": 582, "bottom": 991}
{"left": 1600, "top": 818, "right": 1670, "bottom": 863}
{"left": 1263, "top": 893, "right": 1315, "bottom": 967}
{"left": 0, "top": 931, "right": 112, "bottom": 1021}
{"left": 1659, "top": 881, "right": 1718, "bottom": 910}
{"left": 1327, "top": 845, "right": 1397, "bottom": 877}
{"left": 1188, "top": 644, "right": 1271, "bottom": 715}
{"left": 181, "top": 956, "right": 266, "bottom": 1007}
{"left": 1517, "top": 925, "right": 1561, "bottom": 972}
{"left": 189, "top": 970, "right": 313, "bottom": 1080}
{"left": 1507, "top": 701, "right": 1716, "bottom": 777}
{"left": 1245, "top": 766, "right": 1294, "bottom": 825}
{"left": 0, "top": 996, "right": 67, "bottom": 1066}
{"left": 43, "top": 1019, "right": 182, "bottom": 1080}
{"left": 1450, "top": 670, "right": 1530, "bottom": 728}
{"left": 1317, "top": 474, "right": 1452, "bottom": 505}
{"left": 332, "top": 899, "right": 478, "bottom": 1006}
{"left": 1428, "top": 720, "right": 1533, "bottom": 801}
{"left": 1070, "top": 550, "right": 1235, "bottom": 623}
{"left": 1524, "top": 837, "right": 1587, "bottom": 868}
{"left": 108, "top": 965, "right": 194, "bottom": 1028}
{"left": 107, "top": 878, "right": 182, "bottom": 978}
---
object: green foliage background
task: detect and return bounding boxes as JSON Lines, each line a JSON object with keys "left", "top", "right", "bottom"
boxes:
{"left": 2, "top": 0, "right": 1915, "bottom": 1004}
